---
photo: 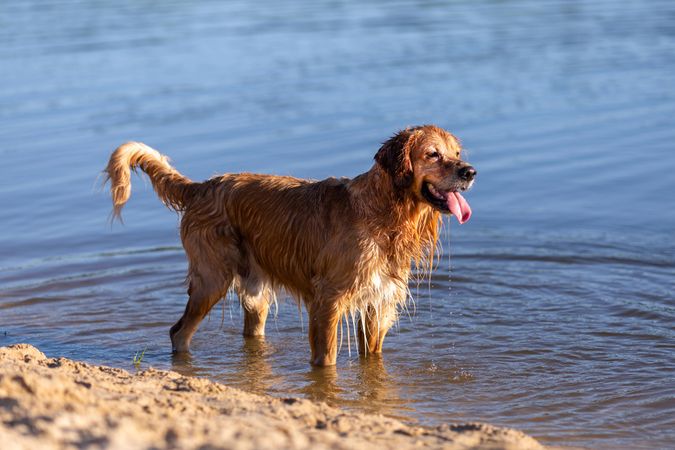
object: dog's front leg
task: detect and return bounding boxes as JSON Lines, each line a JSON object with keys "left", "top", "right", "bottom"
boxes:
{"left": 308, "top": 300, "right": 341, "bottom": 367}
{"left": 243, "top": 302, "right": 269, "bottom": 337}
{"left": 357, "top": 305, "right": 397, "bottom": 355}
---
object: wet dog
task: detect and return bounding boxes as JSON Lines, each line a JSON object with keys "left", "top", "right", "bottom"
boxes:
{"left": 105, "top": 125, "right": 476, "bottom": 366}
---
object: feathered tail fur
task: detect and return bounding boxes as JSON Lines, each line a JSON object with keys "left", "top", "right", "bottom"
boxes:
{"left": 104, "top": 142, "right": 193, "bottom": 220}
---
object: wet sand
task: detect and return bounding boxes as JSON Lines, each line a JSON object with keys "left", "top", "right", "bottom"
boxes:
{"left": 0, "top": 344, "right": 545, "bottom": 450}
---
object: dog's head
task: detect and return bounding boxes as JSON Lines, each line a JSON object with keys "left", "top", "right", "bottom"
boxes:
{"left": 375, "top": 125, "right": 476, "bottom": 224}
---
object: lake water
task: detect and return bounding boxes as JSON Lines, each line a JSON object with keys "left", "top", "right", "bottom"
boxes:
{"left": 1, "top": 1, "right": 674, "bottom": 448}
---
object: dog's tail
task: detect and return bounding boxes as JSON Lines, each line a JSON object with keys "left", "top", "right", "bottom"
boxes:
{"left": 105, "top": 142, "right": 194, "bottom": 221}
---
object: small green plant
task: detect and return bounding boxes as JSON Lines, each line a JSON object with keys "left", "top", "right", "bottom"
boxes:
{"left": 132, "top": 347, "right": 147, "bottom": 368}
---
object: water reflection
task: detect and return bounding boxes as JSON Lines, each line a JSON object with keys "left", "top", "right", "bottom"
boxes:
{"left": 171, "top": 335, "right": 283, "bottom": 396}
{"left": 170, "top": 351, "right": 195, "bottom": 374}
{"left": 301, "top": 354, "right": 410, "bottom": 420}
{"left": 239, "top": 336, "right": 277, "bottom": 395}
{"left": 171, "top": 335, "right": 410, "bottom": 421}
{"left": 302, "top": 365, "right": 341, "bottom": 405}
{"left": 355, "top": 357, "right": 393, "bottom": 402}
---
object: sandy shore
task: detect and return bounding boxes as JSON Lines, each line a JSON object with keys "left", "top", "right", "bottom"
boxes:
{"left": 0, "top": 344, "right": 545, "bottom": 450}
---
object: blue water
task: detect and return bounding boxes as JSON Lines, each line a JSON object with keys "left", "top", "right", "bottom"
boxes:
{"left": 1, "top": 1, "right": 674, "bottom": 448}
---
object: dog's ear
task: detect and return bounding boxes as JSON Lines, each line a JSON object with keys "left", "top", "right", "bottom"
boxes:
{"left": 374, "top": 129, "right": 415, "bottom": 191}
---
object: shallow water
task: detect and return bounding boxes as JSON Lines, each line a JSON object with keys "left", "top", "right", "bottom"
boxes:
{"left": 1, "top": 1, "right": 674, "bottom": 448}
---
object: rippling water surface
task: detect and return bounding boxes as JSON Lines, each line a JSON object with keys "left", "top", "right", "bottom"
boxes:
{"left": 1, "top": 1, "right": 674, "bottom": 449}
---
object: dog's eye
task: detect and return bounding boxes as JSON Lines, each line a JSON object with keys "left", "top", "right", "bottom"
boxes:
{"left": 426, "top": 150, "right": 440, "bottom": 160}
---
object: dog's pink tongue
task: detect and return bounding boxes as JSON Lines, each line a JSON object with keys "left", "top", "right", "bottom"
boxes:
{"left": 447, "top": 192, "right": 472, "bottom": 224}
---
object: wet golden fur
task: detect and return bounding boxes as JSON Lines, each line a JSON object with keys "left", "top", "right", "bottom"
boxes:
{"left": 105, "top": 125, "right": 471, "bottom": 366}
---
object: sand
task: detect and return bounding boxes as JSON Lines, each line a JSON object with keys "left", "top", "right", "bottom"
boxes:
{"left": 0, "top": 344, "right": 545, "bottom": 450}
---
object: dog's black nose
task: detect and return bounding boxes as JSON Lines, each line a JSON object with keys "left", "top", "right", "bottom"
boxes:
{"left": 458, "top": 165, "right": 477, "bottom": 181}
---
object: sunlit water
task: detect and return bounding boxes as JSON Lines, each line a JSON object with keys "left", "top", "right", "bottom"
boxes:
{"left": 1, "top": 1, "right": 674, "bottom": 449}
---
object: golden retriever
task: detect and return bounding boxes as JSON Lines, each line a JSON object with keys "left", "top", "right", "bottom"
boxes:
{"left": 105, "top": 125, "right": 476, "bottom": 366}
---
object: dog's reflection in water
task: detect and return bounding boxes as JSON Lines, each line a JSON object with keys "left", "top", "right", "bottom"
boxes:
{"left": 301, "top": 355, "right": 411, "bottom": 420}
{"left": 171, "top": 341, "right": 410, "bottom": 420}
{"left": 237, "top": 336, "right": 279, "bottom": 395}
{"left": 170, "top": 336, "right": 278, "bottom": 396}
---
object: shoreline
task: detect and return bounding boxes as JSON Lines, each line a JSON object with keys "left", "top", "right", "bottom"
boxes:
{"left": 0, "top": 343, "right": 545, "bottom": 449}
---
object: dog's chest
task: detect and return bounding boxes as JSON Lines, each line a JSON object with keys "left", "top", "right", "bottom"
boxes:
{"left": 349, "top": 242, "right": 409, "bottom": 307}
{"left": 348, "top": 268, "right": 405, "bottom": 314}
{"left": 368, "top": 271, "right": 399, "bottom": 300}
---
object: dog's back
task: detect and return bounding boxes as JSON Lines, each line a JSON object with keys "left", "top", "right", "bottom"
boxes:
{"left": 181, "top": 173, "right": 363, "bottom": 300}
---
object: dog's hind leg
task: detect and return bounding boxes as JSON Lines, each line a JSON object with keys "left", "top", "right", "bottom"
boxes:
{"left": 170, "top": 274, "right": 231, "bottom": 353}
{"left": 236, "top": 254, "right": 272, "bottom": 337}
{"left": 170, "top": 231, "right": 236, "bottom": 353}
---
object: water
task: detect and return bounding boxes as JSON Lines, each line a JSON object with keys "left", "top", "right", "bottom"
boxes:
{"left": 1, "top": 1, "right": 674, "bottom": 448}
